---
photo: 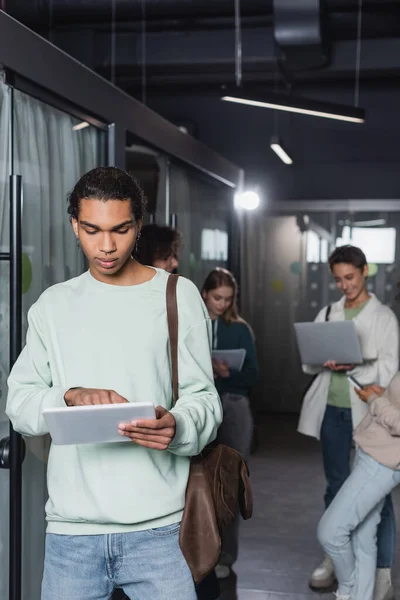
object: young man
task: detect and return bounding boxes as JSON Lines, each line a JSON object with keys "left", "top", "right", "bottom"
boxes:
{"left": 298, "top": 245, "right": 399, "bottom": 600}
{"left": 6, "top": 166, "right": 223, "bottom": 600}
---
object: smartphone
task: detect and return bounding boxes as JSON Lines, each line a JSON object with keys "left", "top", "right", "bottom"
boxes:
{"left": 347, "top": 375, "right": 363, "bottom": 390}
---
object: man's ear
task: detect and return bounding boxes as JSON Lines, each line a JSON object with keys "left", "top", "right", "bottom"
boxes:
{"left": 71, "top": 218, "right": 79, "bottom": 238}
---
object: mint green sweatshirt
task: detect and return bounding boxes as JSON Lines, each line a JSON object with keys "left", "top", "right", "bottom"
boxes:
{"left": 6, "top": 268, "right": 222, "bottom": 535}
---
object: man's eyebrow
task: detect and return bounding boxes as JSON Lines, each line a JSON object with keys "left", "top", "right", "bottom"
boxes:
{"left": 80, "top": 221, "right": 100, "bottom": 230}
{"left": 111, "top": 220, "right": 134, "bottom": 230}
{"left": 79, "top": 220, "right": 134, "bottom": 231}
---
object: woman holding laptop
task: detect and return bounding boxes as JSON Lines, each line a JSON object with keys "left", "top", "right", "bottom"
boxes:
{"left": 298, "top": 245, "right": 399, "bottom": 600}
{"left": 201, "top": 267, "right": 259, "bottom": 580}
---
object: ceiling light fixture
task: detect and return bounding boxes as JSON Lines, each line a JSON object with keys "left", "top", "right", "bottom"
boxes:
{"left": 221, "top": 90, "right": 365, "bottom": 124}
{"left": 270, "top": 137, "right": 293, "bottom": 165}
{"left": 234, "top": 191, "right": 260, "bottom": 211}
{"left": 72, "top": 122, "right": 90, "bottom": 131}
{"left": 353, "top": 219, "right": 386, "bottom": 227}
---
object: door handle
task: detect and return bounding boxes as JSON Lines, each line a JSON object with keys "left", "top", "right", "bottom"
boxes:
{"left": 0, "top": 436, "right": 26, "bottom": 469}
{"left": 0, "top": 436, "right": 10, "bottom": 468}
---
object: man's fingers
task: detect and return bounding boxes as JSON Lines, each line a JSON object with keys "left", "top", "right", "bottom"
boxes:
{"left": 110, "top": 390, "right": 129, "bottom": 404}
{"left": 155, "top": 406, "right": 168, "bottom": 418}
{"left": 130, "top": 418, "right": 164, "bottom": 429}
{"left": 132, "top": 407, "right": 175, "bottom": 429}
{"left": 117, "top": 407, "right": 175, "bottom": 451}
{"left": 120, "top": 432, "right": 172, "bottom": 445}
{"left": 73, "top": 389, "right": 128, "bottom": 406}
{"left": 118, "top": 423, "right": 174, "bottom": 436}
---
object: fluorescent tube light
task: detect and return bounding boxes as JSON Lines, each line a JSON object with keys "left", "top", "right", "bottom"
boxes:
{"left": 73, "top": 121, "right": 90, "bottom": 131}
{"left": 352, "top": 219, "right": 386, "bottom": 227}
{"left": 221, "top": 91, "right": 365, "bottom": 124}
{"left": 270, "top": 138, "right": 293, "bottom": 165}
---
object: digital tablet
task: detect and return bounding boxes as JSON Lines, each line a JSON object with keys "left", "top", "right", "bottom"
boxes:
{"left": 43, "top": 402, "right": 156, "bottom": 446}
{"left": 294, "top": 321, "right": 363, "bottom": 366}
{"left": 212, "top": 349, "right": 246, "bottom": 371}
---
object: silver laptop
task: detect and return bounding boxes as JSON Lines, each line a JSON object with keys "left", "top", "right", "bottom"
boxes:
{"left": 294, "top": 321, "right": 363, "bottom": 366}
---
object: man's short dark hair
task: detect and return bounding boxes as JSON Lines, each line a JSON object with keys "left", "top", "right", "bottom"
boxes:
{"left": 135, "top": 224, "right": 182, "bottom": 266}
{"left": 67, "top": 167, "right": 147, "bottom": 222}
{"left": 328, "top": 245, "right": 367, "bottom": 272}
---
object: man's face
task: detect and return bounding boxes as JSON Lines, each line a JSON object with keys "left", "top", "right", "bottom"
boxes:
{"left": 72, "top": 199, "right": 140, "bottom": 281}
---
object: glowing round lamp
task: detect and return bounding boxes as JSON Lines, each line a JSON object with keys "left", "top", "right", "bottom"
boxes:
{"left": 235, "top": 191, "right": 260, "bottom": 211}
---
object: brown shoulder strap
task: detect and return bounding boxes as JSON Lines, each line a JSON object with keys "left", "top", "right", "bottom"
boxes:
{"left": 166, "top": 273, "right": 180, "bottom": 404}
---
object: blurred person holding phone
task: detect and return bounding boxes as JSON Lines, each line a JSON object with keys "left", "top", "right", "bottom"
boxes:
{"left": 317, "top": 374, "right": 400, "bottom": 600}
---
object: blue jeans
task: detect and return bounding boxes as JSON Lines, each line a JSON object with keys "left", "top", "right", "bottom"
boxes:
{"left": 320, "top": 405, "right": 396, "bottom": 568}
{"left": 318, "top": 449, "right": 400, "bottom": 600}
{"left": 41, "top": 524, "right": 197, "bottom": 600}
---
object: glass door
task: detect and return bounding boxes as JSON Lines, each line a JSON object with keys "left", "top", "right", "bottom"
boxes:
{"left": 1, "top": 80, "right": 106, "bottom": 600}
{"left": 13, "top": 88, "right": 106, "bottom": 600}
{"left": 0, "top": 76, "right": 12, "bottom": 600}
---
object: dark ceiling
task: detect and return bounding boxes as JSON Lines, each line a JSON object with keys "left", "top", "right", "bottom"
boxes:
{"left": 5, "top": 0, "right": 400, "bottom": 96}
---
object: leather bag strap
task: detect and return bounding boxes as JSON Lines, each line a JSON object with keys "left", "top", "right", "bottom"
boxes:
{"left": 166, "top": 273, "right": 180, "bottom": 405}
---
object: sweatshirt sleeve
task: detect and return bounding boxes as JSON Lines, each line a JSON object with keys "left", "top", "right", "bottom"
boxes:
{"left": 6, "top": 301, "right": 68, "bottom": 436}
{"left": 369, "top": 395, "right": 400, "bottom": 436}
{"left": 350, "top": 310, "right": 399, "bottom": 387}
{"left": 218, "top": 323, "right": 259, "bottom": 391}
{"left": 168, "top": 316, "right": 223, "bottom": 457}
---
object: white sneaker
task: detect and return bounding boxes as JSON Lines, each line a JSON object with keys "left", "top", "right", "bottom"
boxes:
{"left": 374, "top": 569, "right": 394, "bottom": 600}
{"left": 215, "top": 564, "right": 231, "bottom": 580}
{"left": 309, "top": 555, "right": 336, "bottom": 589}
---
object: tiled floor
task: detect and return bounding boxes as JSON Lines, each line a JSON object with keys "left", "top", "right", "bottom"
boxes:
{"left": 219, "top": 413, "right": 400, "bottom": 600}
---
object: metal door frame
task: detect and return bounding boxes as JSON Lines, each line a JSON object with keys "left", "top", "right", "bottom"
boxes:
{"left": 0, "top": 84, "right": 24, "bottom": 600}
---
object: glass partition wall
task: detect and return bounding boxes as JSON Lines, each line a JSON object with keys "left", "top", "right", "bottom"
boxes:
{"left": 169, "top": 162, "right": 233, "bottom": 289}
{"left": 125, "top": 145, "right": 236, "bottom": 291}
{"left": 0, "top": 78, "right": 106, "bottom": 600}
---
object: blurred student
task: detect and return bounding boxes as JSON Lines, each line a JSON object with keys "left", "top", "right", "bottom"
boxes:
{"left": 318, "top": 374, "right": 400, "bottom": 600}
{"left": 202, "top": 267, "right": 259, "bottom": 580}
{"left": 298, "top": 245, "right": 399, "bottom": 600}
{"left": 135, "top": 223, "right": 181, "bottom": 273}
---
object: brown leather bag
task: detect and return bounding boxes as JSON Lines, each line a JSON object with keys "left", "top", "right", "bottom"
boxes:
{"left": 166, "top": 274, "right": 253, "bottom": 584}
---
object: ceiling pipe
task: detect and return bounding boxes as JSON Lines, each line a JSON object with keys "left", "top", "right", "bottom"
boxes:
{"left": 6, "top": 0, "right": 272, "bottom": 26}
{"left": 7, "top": 0, "right": 395, "bottom": 26}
